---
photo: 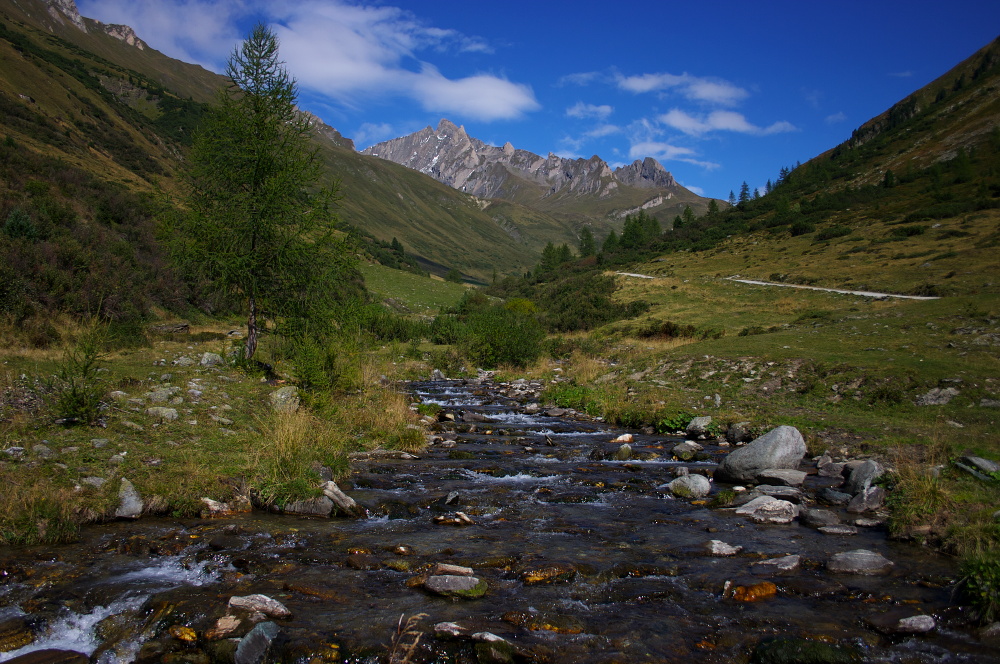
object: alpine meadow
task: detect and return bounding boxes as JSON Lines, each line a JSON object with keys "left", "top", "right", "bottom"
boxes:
{"left": 0, "top": 1, "right": 999, "bottom": 662}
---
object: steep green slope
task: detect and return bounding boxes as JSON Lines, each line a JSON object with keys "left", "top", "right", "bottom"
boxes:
{"left": 0, "top": 0, "right": 563, "bottom": 285}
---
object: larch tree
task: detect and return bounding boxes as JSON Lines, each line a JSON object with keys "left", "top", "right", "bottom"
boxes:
{"left": 175, "top": 24, "right": 354, "bottom": 359}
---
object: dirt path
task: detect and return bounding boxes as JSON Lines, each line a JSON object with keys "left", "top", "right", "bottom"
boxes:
{"left": 614, "top": 272, "right": 940, "bottom": 300}
{"left": 726, "top": 277, "right": 940, "bottom": 300}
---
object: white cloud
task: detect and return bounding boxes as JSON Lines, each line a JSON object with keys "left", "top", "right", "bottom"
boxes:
{"left": 353, "top": 122, "right": 397, "bottom": 147}
{"left": 629, "top": 142, "right": 719, "bottom": 170}
{"left": 825, "top": 111, "right": 847, "bottom": 124}
{"left": 889, "top": 70, "right": 914, "bottom": 78}
{"left": 78, "top": 0, "right": 538, "bottom": 122}
{"left": 616, "top": 72, "right": 748, "bottom": 106}
{"left": 409, "top": 65, "right": 539, "bottom": 121}
{"left": 680, "top": 182, "right": 705, "bottom": 196}
{"left": 566, "top": 102, "right": 613, "bottom": 119}
{"left": 659, "top": 109, "right": 796, "bottom": 136}
{"left": 584, "top": 124, "right": 620, "bottom": 139}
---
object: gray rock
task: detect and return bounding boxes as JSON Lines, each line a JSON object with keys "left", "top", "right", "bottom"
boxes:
{"left": 686, "top": 416, "right": 713, "bottom": 437}
{"left": 145, "top": 407, "right": 178, "bottom": 421}
{"left": 32, "top": 444, "right": 54, "bottom": 458}
{"left": 714, "top": 425, "right": 806, "bottom": 483}
{"left": 755, "top": 468, "right": 806, "bottom": 487}
{"left": 172, "top": 356, "right": 195, "bottom": 367}
{"left": 818, "top": 487, "right": 853, "bottom": 506}
{"left": 827, "top": 549, "right": 894, "bottom": 575}
{"left": 916, "top": 387, "right": 959, "bottom": 406}
{"left": 954, "top": 455, "right": 999, "bottom": 482}
{"left": 431, "top": 369, "right": 447, "bottom": 381}
{"left": 229, "top": 594, "right": 292, "bottom": 618}
{"left": 980, "top": 398, "right": 1000, "bottom": 408}
{"left": 672, "top": 441, "right": 703, "bottom": 460}
{"left": 959, "top": 455, "right": 999, "bottom": 473}
{"left": 423, "top": 574, "right": 487, "bottom": 599}
{"left": 819, "top": 525, "right": 859, "bottom": 535}
{"left": 817, "top": 460, "right": 846, "bottom": 478}
{"left": 666, "top": 474, "right": 711, "bottom": 498}
{"left": 754, "top": 485, "right": 805, "bottom": 503}
{"left": 3, "top": 446, "right": 25, "bottom": 460}
{"left": 546, "top": 408, "right": 568, "bottom": 417}
{"left": 91, "top": 438, "right": 109, "bottom": 448}
{"left": 866, "top": 611, "right": 936, "bottom": 634}
{"left": 844, "top": 460, "right": 883, "bottom": 495}
{"left": 235, "top": 621, "right": 280, "bottom": 664}
{"left": 283, "top": 496, "right": 334, "bottom": 516}
{"left": 269, "top": 386, "right": 300, "bottom": 413}
{"left": 847, "top": 486, "right": 886, "bottom": 513}
{"left": 115, "top": 478, "right": 142, "bottom": 519}
{"left": 705, "top": 540, "right": 742, "bottom": 556}
{"left": 735, "top": 495, "right": 799, "bottom": 524}
{"left": 146, "top": 386, "right": 179, "bottom": 402}
{"left": 200, "top": 352, "right": 224, "bottom": 367}
{"left": 80, "top": 477, "right": 105, "bottom": 488}
{"left": 108, "top": 454, "right": 125, "bottom": 466}
{"left": 800, "top": 508, "right": 841, "bottom": 528}
{"left": 752, "top": 554, "right": 801, "bottom": 571}
{"left": 612, "top": 443, "right": 633, "bottom": 461}
{"left": 727, "top": 421, "right": 753, "bottom": 444}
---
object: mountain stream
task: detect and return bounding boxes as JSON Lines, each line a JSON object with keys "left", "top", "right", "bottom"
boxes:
{"left": 0, "top": 378, "right": 995, "bottom": 663}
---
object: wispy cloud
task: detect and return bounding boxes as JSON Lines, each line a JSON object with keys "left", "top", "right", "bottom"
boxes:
{"left": 629, "top": 141, "right": 719, "bottom": 169}
{"left": 889, "top": 70, "right": 914, "bottom": 78}
{"left": 825, "top": 111, "right": 847, "bottom": 124}
{"left": 616, "top": 72, "right": 748, "bottom": 106}
{"left": 566, "top": 102, "right": 613, "bottom": 119}
{"left": 659, "top": 109, "right": 796, "bottom": 136}
{"left": 78, "top": 0, "right": 538, "bottom": 122}
{"left": 353, "top": 121, "right": 397, "bottom": 146}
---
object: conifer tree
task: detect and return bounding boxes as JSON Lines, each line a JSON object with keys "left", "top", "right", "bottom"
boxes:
{"left": 174, "top": 24, "right": 353, "bottom": 359}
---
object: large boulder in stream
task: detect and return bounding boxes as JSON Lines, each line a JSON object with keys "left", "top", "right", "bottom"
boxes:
{"left": 714, "top": 425, "right": 806, "bottom": 483}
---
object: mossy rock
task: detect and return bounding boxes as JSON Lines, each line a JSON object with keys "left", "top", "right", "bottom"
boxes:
{"left": 752, "top": 637, "right": 861, "bottom": 664}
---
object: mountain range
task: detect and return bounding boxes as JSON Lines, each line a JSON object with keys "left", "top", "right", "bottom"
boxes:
{"left": 0, "top": 0, "right": 712, "bottom": 284}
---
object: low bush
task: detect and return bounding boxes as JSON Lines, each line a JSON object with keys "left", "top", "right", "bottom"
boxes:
{"left": 957, "top": 554, "right": 1000, "bottom": 623}
{"left": 816, "top": 225, "right": 852, "bottom": 241}
{"left": 460, "top": 304, "right": 544, "bottom": 369}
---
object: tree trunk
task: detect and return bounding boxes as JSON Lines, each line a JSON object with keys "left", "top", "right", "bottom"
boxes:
{"left": 245, "top": 295, "right": 258, "bottom": 359}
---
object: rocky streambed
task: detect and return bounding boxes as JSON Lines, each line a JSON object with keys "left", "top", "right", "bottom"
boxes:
{"left": 0, "top": 378, "right": 997, "bottom": 663}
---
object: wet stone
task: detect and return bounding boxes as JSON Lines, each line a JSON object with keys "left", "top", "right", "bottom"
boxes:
{"left": 866, "top": 610, "right": 936, "bottom": 635}
{"left": 817, "top": 487, "right": 853, "bottom": 506}
{"left": 755, "top": 469, "right": 806, "bottom": 487}
{"left": 423, "top": 574, "right": 487, "bottom": 599}
{"left": 3, "top": 652, "right": 89, "bottom": 664}
{"left": 705, "top": 540, "right": 742, "bottom": 556}
{"left": 521, "top": 563, "right": 577, "bottom": 585}
{"left": 752, "top": 554, "right": 801, "bottom": 572}
{"left": 800, "top": 508, "right": 841, "bottom": 529}
{"left": 754, "top": 485, "right": 804, "bottom": 503}
{"left": 827, "top": 549, "right": 894, "bottom": 575}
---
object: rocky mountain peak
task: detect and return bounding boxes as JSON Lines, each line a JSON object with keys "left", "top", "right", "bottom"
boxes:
{"left": 45, "top": 0, "right": 86, "bottom": 32}
{"left": 614, "top": 157, "right": 677, "bottom": 189}
{"left": 362, "top": 118, "right": 689, "bottom": 205}
{"left": 102, "top": 23, "right": 146, "bottom": 49}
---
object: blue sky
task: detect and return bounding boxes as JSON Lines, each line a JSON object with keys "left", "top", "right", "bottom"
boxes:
{"left": 78, "top": 0, "right": 1000, "bottom": 200}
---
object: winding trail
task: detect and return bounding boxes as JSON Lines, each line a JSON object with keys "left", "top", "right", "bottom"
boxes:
{"left": 614, "top": 272, "right": 940, "bottom": 300}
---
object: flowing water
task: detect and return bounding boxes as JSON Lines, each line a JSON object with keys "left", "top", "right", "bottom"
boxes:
{"left": 0, "top": 379, "right": 995, "bottom": 663}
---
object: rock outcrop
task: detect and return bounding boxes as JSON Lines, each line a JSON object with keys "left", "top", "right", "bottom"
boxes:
{"left": 362, "top": 119, "right": 691, "bottom": 206}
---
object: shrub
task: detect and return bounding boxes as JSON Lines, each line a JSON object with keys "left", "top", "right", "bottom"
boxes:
{"left": 3, "top": 208, "right": 37, "bottom": 241}
{"left": 429, "top": 314, "right": 464, "bottom": 345}
{"left": 957, "top": 554, "right": 1000, "bottom": 623}
{"left": 46, "top": 327, "right": 106, "bottom": 425}
{"left": 790, "top": 220, "right": 815, "bottom": 236}
{"left": 460, "top": 304, "right": 544, "bottom": 368}
{"left": 816, "top": 225, "right": 852, "bottom": 241}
